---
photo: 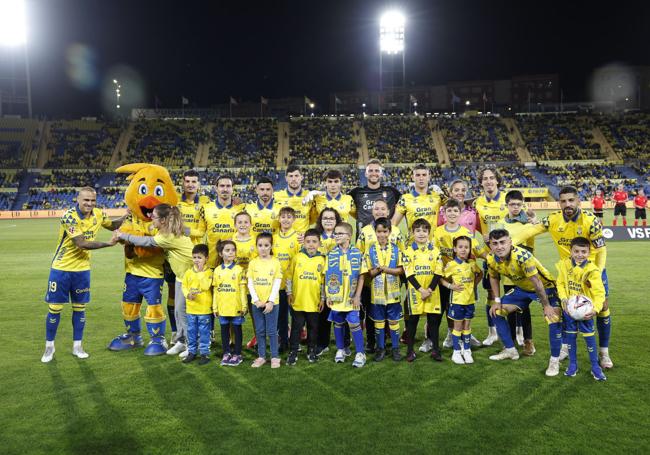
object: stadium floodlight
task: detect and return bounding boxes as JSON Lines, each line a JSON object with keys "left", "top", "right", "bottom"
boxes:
{"left": 0, "top": 0, "right": 27, "bottom": 46}
{"left": 0, "top": 0, "right": 32, "bottom": 118}
{"left": 380, "top": 11, "right": 405, "bottom": 54}
{"left": 379, "top": 10, "right": 406, "bottom": 114}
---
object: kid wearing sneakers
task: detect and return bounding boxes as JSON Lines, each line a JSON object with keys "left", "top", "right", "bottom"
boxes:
{"left": 286, "top": 229, "right": 326, "bottom": 365}
{"left": 440, "top": 236, "right": 482, "bottom": 365}
{"left": 326, "top": 222, "right": 366, "bottom": 368}
{"left": 213, "top": 240, "right": 248, "bottom": 366}
{"left": 181, "top": 244, "right": 214, "bottom": 365}
{"left": 555, "top": 237, "right": 607, "bottom": 381}
{"left": 361, "top": 217, "right": 404, "bottom": 362}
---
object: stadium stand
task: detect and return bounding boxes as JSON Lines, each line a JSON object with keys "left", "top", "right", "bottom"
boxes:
{"left": 438, "top": 115, "right": 518, "bottom": 162}
{"left": 45, "top": 120, "right": 121, "bottom": 169}
{"left": 4, "top": 114, "right": 649, "bottom": 212}
{"left": 0, "top": 118, "right": 39, "bottom": 168}
{"left": 364, "top": 116, "right": 437, "bottom": 163}
{"left": 537, "top": 163, "right": 636, "bottom": 199}
{"left": 124, "top": 120, "right": 206, "bottom": 168}
{"left": 208, "top": 119, "right": 277, "bottom": 167}
{"left": 517, "top": 114, "right": 606, "bottom": 161}
{"left": 288, "top": 118, "right": 359, "bottom": 165}
{"left": 595, "top": 112, "right": 650, "bottom": 161}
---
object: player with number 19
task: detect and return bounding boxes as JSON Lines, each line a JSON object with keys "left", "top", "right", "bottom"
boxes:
{"left": 42, "top": 187, "right": 123, "bottom": 363}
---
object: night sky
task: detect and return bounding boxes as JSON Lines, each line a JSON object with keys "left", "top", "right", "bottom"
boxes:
{"left": 21, "top": 0, "right": 650, "bottom": 117}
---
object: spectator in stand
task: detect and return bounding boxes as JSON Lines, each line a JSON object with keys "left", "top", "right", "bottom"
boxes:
{"left": 364, "top": 116, "right": 437, "bottom": 163}
{"left": 518, "top": 114, "right": 605, "bottom": 161}
{"left": 289, "top": 118, "right": 359, "bottom": 165}
{"left": 209, "top": 119, "right": 277, "bottom": 167}
{"left": 438, "top": 115, "right": 517, "bottom": 162}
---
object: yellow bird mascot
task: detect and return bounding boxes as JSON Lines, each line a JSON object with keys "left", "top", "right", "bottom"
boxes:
{"left": 107, "top": 163, "right": 179, "bottom": 355}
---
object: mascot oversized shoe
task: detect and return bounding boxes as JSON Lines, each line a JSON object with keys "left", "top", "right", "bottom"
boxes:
{"left": 108, "top": 332, "right": 144, "bottom": 351}
{"left": 143, "top": 336, "right": 169, "bottom": 356}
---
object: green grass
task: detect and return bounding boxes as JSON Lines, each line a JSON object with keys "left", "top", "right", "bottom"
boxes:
{"left": 1, "top": 216, "right": 649, "bottom": 455}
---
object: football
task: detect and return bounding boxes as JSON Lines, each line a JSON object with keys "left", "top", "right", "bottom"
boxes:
{"left": 566, "top": 294, "right": 594, "bottom": 321}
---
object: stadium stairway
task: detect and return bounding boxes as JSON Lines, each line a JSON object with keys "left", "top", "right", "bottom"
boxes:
{"left": 502, "top": 118, "right": 533, "bottom": 162}
{"left": 428, "top": 119, "right": 450, "bottom": 165}
{"left": 355, "top": 121, "right": 369, "bottom": 165}
{"left": 110, "top": 123, "right": 133, "bottom": 168}
{"left": 591, "top": 126, "right": 621, "bottom": 161}
{"left": 11, "top": 172, "right": 36, "bottom": 210}
{"left": 35, "top": 122, "right": 52, "bottom": 168}
{"left": 277, "top": 122, "right": 289, "bottom": 168}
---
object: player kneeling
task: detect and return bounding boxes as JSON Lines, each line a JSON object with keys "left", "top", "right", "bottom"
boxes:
{"left": 556, "top": 237, "right": 607, "bottom": 381}
{"left": 485, "top": 229, "right": 563, "bottom": 377}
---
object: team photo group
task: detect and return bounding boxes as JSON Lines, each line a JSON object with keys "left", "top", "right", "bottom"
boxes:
{"left": 41, "top": 159, "right": 614, "bottom": 381}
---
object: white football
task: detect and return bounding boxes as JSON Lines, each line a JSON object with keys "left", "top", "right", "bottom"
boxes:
{"left": 566, "top": 294, "right": 594, "bottom": 321}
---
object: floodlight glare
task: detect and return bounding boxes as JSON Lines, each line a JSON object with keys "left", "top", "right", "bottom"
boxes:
{"left": 380, "top": 10, "right": 405, "bottom": 54}
{"left": 0, "top": 0, "right": 27, "bottom": 46}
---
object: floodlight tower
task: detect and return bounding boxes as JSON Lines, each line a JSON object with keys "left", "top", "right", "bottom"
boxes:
{"left": 379, "top": 10, "right": 405, "bottom": 114}
{"left": 0, "top": 0, "right": 32, "bottom": 118}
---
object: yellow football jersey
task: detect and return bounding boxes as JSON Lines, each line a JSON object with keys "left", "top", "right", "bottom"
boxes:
{"left": 313, "top": 193, "right": 356, "bottom": 223}
{"left": 514, "top": 210, "right": 607, "bottom": 269}
{"left": 230, "top": 235, "right": 257, "bottom": 273}
{"left": 153, "top": 233, "right": 194, "bottom": 278}
{"left": 474, "top": 191, "right": 508, "bottom": 235}
{"left": 274, "top": 188, "right": 312, "bottom": 233}
{"left": 443, "top": 258, "right": 481, "bottom": 305}
{"left": 433, "top": 224, "right": 489, "bottom": 265}
{"left": 486, "top": 245, "right": 555, "bottom": 292}
{"left": 178, "top": 194, "right": 211, "bottom": 244}
{"left": 199, "top": 200, "right": 246, "bottom": 267}
{"left": 402, "top": 241, "right": 442, "bottom": 314}
{"left": 122, "top": 214, "right": 165, "bottom": 279}
{"left": 248, "top": 256, "right": 283, "bottom": 304}
{"left": 212, "top": 262, "right": 248, "bottom": 316}
{"left": 356, "top": 223, "right": 404, "bottom": 255}
{"left": 245, "top": 200, "right": 280, "bottom": 235}
{"left": 287, "top": 250, "right": 326, "bottom": 312}
{"left": 555, "top": 258, "right": 605, "bottom": 313}
{"left": 273, "top": 229, "right": 301, "bottom": 290}
{"left": 396, "top": 189, "right": 442, "bottom": 236}
{"left": 51, "top": 206, "right": 113, "bottom": 272}
{"left": 181, "top": 266, "right": 214, "bottom": 315}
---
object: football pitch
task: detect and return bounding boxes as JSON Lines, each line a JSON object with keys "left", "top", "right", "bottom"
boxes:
{"left": 1, "top": 217, "right": 649, "bottom": 455}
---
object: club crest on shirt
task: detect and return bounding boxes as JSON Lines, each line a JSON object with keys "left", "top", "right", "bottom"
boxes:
{"left": 327, "top": 274, "right": 341, "bottom": 294}
{"left": 577, "top": 227, "right": 583, "bottom": 235}
{"left": 382, "top": 191, "right": 388, "bottom": 198}
{"left": 317, "top": 264, "right": 323, "bottom": 273}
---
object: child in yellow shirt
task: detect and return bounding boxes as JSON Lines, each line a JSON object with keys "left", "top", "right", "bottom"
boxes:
{"left": 213, "top": 240, "right": 248, "bottom": 367}
{"left": 181, "top": 244, "right": 214, "bottom": 365}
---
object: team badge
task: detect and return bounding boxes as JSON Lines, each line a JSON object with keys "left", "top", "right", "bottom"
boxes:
{"left": 382, "top": 191, "right": 388, "bottom": 198}
{"left": 327, "top": 274, "right": 341, "bottom": 294}
{"left": 231, "top": 273, "right": 236, "bottom": 280}
{"left": 577, "top": 227, "right": 583, "bottom": 235}
{"left": 317, "top": 264, "right": 323, "bottom": 273}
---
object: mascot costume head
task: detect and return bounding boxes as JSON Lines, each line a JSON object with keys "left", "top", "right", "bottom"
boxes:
{"left": 108, "top": 163, "right": 179, "bottom": 355}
